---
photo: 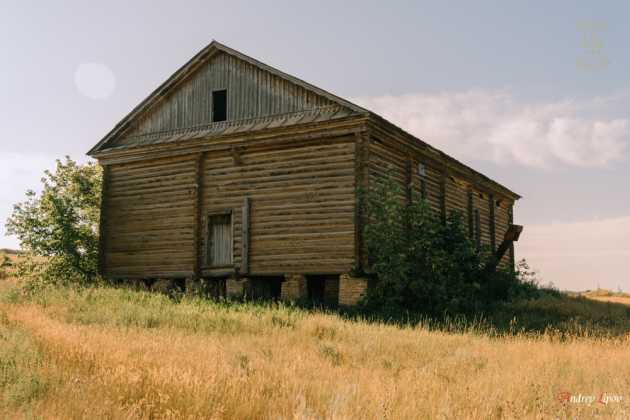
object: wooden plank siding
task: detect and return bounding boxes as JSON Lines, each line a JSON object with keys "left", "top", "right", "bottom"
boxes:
{"left": 114, "top": 51, "right": 335, "bottom": 146}
{"left": 473, "top": 191, "right": 492, "bottom": 247}
{"left": 445, "top": 175, "right": 469, "bottom": 222}
{"left": 367, "top": 125, "right": 517, "bottom": 267}
{"left": 100, "top": 126, "right": 516, "bottom": 279}
{"left": 103, "top": 133, "right": 358, "bottom": 279}
{"left": 97, "top": 165, "right": 110, "bottom": 277}
{"left": 370, "top": 137, "right": 473, "bottom": 223}
{"left": 91, "top": 42, "right": 521, "bottom": 284}
{"left": 104, "top": 154, "right": 198, "bottom": 278}
{"left": 200, "top": 135, "right": 357, "bottom": 276}
{"left": 368, "top": 137, "right": 409, "bottom": 204}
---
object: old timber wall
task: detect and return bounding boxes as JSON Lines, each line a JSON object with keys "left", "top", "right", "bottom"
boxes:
{"left": 102, "top": 134, "right": 357, "bottom": 279}
{"left": 367, "top": 125, "right": 515, "bottom": 268}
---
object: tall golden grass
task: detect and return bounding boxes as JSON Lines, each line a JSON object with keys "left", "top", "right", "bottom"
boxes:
{"left": 0, "top": 285, "right": 629, "bottom": 419}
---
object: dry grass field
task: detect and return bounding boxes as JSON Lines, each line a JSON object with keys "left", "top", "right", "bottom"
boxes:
{"left": 0, "top": 284, "right": 629, "bottom": 419}
{"left": 0, "top": 250, "right": 18, "bottom": 286}
{"left": 577, "top": 289, "right": 630, "bottom": 306}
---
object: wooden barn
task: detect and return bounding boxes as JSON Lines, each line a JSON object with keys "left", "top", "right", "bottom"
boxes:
{"left": 88, "top": 41, "right": 521, "bottom": 305}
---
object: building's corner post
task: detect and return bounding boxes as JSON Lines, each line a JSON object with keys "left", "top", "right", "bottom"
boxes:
{"left": 467, "top": 189, "right": 474, "bottom": 240}
{"left": 241, "top": 196, "right": 250, "bottom": 275}
{"left": 98, "top": 164, "right": 110, "bottom": 279}
{"left": 354, "top": 128, "right": 370, "bottom": 273}
{"left": 193, "top": 153, "right": 204, "bottom": 280}
{"left": 280, "top": 274, "right": 307, "bottom": 302}
{"left": 489, "top": 193, "right": 496, "bottom": 252}
{"left": 440, "top": 162, "right": 447, "bottom": 224}
{"left": 338, "top": 273, "right": 368, "bottom": 306}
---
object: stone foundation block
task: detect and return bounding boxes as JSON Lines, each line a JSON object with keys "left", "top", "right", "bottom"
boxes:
{"left": 151, "top": 278, "right": 177, "bottom": 295}
{"left": 338, "top": 274, "right": 367, "bottom": 306}
{"left": 226, "top": 277, "right": 248, "bottom": 299}
{"left": 281, "top": 274, "right": 307, "bottom": 302}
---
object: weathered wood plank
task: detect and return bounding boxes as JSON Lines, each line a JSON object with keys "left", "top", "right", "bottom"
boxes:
{"left": 241, "top": 196, "right": 250, "bottom": 274}
{"left": 116, "top": 50, "right": 335, "bottom": 142}
{"left": 467, "top": 190, "right": 474, "bottom": 240}
{"left": 98, "top": 165, "right": 110, "bottom": 277}
{"left": 201, "top": 136, "right": 356, "bottom": 274}
{"left": 440, "top": 169, "right": 447, "bottom": 223}
{"left": 193, "top": 153, "right": 203, "bottom": 279}
{"left": 489, "top": 193, "right": 496, "bottom": 251}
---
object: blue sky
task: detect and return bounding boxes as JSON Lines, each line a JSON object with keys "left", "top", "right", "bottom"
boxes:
{"left": 1, "top": 1, "right": 629, "bottom": 291}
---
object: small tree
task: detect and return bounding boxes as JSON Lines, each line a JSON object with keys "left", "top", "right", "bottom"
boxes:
{"left": 6, "top": 157, "right": 102, "bottom": 284}
{"left": 361, "top": 175, "right": 518, "bottom": 318}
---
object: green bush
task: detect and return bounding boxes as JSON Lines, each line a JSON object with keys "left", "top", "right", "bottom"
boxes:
{"left": 360, "top": 175, "right": 536, "bottom": 319}
{"left": 6, "top": 157, "right": 102, "bottom": 286}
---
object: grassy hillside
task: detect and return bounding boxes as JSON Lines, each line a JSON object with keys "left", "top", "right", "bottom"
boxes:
{"left": 488, "top": 292, "right": 630, "bottom": 336}
{"left": 1, "top": 284, "right": 629, "bottom": 419}
{"left": 576, "top": 289, "right": 630, "bottom": 306}
{"left": 0, "top": 248, "right": 19, "bottom": 254}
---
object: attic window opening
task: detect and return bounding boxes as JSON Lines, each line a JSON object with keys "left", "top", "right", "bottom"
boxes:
{"left": 212, "top": 89, "right": 227, "bottom": 122}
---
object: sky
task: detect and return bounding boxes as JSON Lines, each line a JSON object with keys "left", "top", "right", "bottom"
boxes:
{"left": 1, "top": 1, "right": 629, "bottom": 291}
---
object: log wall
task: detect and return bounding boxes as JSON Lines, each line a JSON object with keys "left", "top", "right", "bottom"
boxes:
{"left": 368, "top": 129, "right": 516, "bottom": 267}
{"left": 104, "top": 154, "right": 197, "bottom": 278}
{"left": 101, "top": 120, "right": 516, "bottom": 279}
{"left": 102, "top": 133, "right": 357, "bottom": 279}
{"left": 201, "top": 135, "right": 356, "bottom": 275}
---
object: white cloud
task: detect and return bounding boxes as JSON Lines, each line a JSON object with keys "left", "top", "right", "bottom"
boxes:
{"left": 517, "top": 216, "right": 630, "bottom": 291}
{"left": 353, "top": 90, "right": 630, "bottom": 168}
{"left": 74, "top": 63, "right": 116, "bottom": 100}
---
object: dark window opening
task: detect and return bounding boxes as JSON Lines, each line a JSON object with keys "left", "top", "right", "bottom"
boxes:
{"left": 307, "top": 278, "right": 325, "bottom": 305}
{"left": 212, "top": 89, "right": 227, "bottom": 122}
{"left": 207, "top": 213, "right": 232, "bottom": 266}
{"left": 246, "top": 277, "right": 283, "bottom": 301}
{"left": 306, "top": 275, "right": 339, "bottom": 307}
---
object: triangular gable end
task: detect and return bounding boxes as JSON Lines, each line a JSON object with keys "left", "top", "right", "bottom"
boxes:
{"left": 89, "top": 41, "right": 367, "bottom": 155}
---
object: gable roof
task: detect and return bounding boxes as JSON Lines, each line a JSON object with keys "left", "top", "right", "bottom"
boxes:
{"left": 88, "top": 40, "right": 368, "bottom": 155}
{"left": 88, "top": 41, "right": 519, "bottom": 200}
